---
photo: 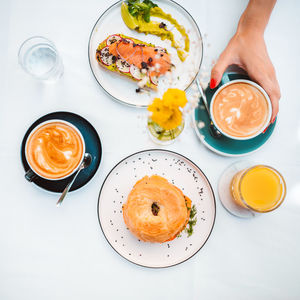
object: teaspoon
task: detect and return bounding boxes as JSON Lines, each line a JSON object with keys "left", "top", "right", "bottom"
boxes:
{"left": 56, "top": 153, "right": 92, "bottom": 207}
{"left": 196, "top": 78, "right": 222, "bottom": 139}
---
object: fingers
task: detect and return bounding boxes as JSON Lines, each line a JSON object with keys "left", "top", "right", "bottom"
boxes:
{"left": 210, "top": 49, "right": 232, "bottom": 89}
{"left": 258, "top": 81, "right": 280, "bottom": 124}
{"left": 268, "top": 86, "right": 280, "bottom": 122}
{"left": 244, "top": 62, "right": 281, "bottom": 123}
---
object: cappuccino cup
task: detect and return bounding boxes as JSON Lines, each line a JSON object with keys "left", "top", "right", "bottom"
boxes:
{"left": 24, "top": 120, "right": 86, "bottom": 181}
{"left": 210, "top": 79, "right": 272, "bottom": 140}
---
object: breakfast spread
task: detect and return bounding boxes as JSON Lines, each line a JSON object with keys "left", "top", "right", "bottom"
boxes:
{"left": 212, "top": 82, "right": 270, "bottom": 138}
{"left": 121, "top": 0, "right": 190, "bottom": 61}
{"left": 96, "top": 34, "right": 173, "bottom": 90}
{"left": 122, "top": 175, "right": 195, "bottom": 243}
{"left": 18, "top": 0, "right": 286, "bottom": 270}
{"left": 25, "top": 121, "right": 84, "bottom": 179}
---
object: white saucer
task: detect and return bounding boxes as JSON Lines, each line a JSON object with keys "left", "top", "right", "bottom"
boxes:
{"left": 218, "top": 161, "right": 256, "bottom": 218}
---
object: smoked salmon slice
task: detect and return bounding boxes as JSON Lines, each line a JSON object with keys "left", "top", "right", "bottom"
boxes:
{"left": 96, "top": 34, "right": 173, "bottom": 90}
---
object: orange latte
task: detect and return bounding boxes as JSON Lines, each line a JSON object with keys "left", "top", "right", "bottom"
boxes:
{"left": 212, "top": 82, "right": 269, "bottom": 138}
{"left": 26, "top": 121, "right": 84, "bottom": 179}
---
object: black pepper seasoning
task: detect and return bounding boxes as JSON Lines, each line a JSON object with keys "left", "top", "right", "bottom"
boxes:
{"left": 159, "top": 22, "right": 167, "bottom": 29}
{"left": 141, "top": 61, "right": 148, "bottom": 69}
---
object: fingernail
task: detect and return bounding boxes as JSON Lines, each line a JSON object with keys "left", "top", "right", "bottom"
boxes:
{"left": 210, "top": 78, "right": 217, "bottom": 89}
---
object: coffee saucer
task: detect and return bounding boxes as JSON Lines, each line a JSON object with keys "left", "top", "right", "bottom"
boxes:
{"left": 193, "top": 73, "right": 276, "bottom": 157}
{"left": 21, "top": 111, "right": 102, "bottom": 193}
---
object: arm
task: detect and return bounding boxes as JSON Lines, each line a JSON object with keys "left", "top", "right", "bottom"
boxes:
{"left": 237, "top": 0, "right": 276, "bottom": 36}
{"left": 210, "top": 0, "right": 280, "bottom": 123}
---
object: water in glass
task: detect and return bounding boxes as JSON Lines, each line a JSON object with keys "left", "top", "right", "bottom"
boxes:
{"left": 19, "top": 37, "right": 63, "bottom": 82}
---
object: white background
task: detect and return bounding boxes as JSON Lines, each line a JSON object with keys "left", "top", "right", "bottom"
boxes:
{"left": 1, "top": 0, "right": 300, "bottom": 299}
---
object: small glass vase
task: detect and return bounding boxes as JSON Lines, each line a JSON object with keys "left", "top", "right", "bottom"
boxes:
{"left": 147, "top": 117, "right": 185, "bottom": 145}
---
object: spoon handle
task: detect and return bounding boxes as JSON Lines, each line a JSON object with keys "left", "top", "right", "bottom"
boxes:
{"left": 196, "top": 78, "right": 223, "bottom": 139}
{"left": 56, "top": 165, "right": 83, "bottom": 207}
{"left": 196, "top": 78, "right": 210, "bottom": 113}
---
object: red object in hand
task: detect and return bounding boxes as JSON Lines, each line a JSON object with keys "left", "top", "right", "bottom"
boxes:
{"left": 210, "top": 78, "right": 217, "bottom": 89}
{"left": 263, "top": 127, "right": 268, "bottom": 134}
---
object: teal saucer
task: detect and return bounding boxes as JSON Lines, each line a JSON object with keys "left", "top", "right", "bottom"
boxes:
{"left": 193, "top": 73, "right": 276, "bottom": 156}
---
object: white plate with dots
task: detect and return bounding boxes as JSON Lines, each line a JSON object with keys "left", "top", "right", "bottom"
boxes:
{"left": 97, "top": 149, "right": 216, "bottom": 268}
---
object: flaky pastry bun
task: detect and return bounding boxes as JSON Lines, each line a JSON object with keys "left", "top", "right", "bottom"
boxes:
{"left": 123, "top": 175, "right": 191, "bottom": 243}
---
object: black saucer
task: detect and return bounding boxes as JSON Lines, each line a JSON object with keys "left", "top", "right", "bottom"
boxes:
{"left": 21, "top": 111, "right": 102, "bottom": 193}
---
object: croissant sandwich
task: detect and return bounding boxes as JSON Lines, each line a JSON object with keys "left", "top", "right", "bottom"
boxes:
{"left": 122, "top": 175, "right": 192, "bottom": 243}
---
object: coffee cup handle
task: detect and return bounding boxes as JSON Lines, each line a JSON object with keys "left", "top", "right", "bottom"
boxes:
{"left": 25, "top": 169, "right": 37, "bottom": 182}
{"left": 222, "top": 67, "right": 250, "bottom": 85}
{"left": 222, "top": 72, "right": 231, "bottom": 85}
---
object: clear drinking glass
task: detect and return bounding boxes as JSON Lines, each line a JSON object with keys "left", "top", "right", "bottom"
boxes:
{"left": 230, "top": 165, "right": 286, "bottom": 213}
{"left": 218, "top": 161, "right": 286, "bottom": 218}
{"left": 18, "top": 36, "right": 64, "bottom": 82}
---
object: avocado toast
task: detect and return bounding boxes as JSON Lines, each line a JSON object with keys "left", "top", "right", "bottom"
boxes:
{"left": 96, "top": 34, "right": 173, "bottom": 90}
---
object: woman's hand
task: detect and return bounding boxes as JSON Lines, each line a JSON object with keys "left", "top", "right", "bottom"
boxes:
{"left": 210, "top": 0, "right": 280, "bottom": 124}
{"left": 210, "top": 32, "right": 280, "bottom": 123}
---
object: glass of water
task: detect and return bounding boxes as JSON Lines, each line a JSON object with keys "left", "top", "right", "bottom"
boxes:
{"left": 18, "top": 36, "right": 64, "bottom": 82}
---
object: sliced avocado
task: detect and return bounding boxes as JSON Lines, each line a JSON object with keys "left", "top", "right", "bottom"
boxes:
{"left": 121, "top": 2, "right": 139, "bottom": 30}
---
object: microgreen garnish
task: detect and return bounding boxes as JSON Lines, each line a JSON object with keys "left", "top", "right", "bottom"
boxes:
{"left": 126, "top": 0, "right": 158, "bottom": 22}
{"left": 185, "top": 205, "right": 197, "bottom": 237}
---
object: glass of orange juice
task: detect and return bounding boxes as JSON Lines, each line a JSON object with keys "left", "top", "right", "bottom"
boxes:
{"left": 231, "top": 165, "right": 286, "bottom": 213}
{"left": 218, "top": 162, "right": 286, "bottom": 217}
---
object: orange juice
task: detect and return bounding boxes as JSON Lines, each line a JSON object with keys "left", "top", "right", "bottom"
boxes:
{"left": 231, "top": 165, "right": 286, "bottom": 212}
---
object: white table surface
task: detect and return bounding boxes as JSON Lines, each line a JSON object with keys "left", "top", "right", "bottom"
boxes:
{"left": 1, "top": 0, "right": 300, "bottom": 299}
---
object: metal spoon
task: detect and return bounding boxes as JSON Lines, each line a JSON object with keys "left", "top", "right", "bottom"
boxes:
{"left": 196, "top": 78, "right": 222, "bottom": 139}
{"left": 56, "top": 153, "right": 92, "bottom": 207}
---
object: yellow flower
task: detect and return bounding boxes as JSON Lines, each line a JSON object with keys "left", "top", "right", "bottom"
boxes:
{"left": 162, "top": 88, "right": 187, "bottom": 108}
{"left": 148, "top": 98, "right": 164, "bottom": 114}
{"left": 147, "top": 89, "right": 187, "bottom": 130}
{"left": 160, "top": 107, "right": 182, "bottom": 130}
{"left": 148, "top": 98, "right": 171, "bottom": 123}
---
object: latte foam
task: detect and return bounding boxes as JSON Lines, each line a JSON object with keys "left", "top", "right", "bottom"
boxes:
{"left": 26, "top": 122, "right": 84, "bottom": 179}
{"left": 212, "top": 83, "right": 269, "bottom": 138}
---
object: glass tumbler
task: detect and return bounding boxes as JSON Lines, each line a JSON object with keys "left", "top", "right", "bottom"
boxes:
{"left": 218, "top": 161, "right": 286, "bottom": 218}
{"left": 230, "top": 165, "right": 286, "bottom": 213}
{"left": 18, "top": 36, "right": 64, "bottom": 82}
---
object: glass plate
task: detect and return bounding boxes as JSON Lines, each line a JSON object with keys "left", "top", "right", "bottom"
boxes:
{"left": 97, "top": 149, "right": 216, "bottom": 268}
{"left": 88, "top": 0, "right": 203, "bottom": 107}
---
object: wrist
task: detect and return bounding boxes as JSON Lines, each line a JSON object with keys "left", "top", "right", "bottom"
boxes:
{"left": 236, "top": 25, "right": 264, "bottom": 41}
{"left": 236, "top": 18, "right": 265, "bottom": 39}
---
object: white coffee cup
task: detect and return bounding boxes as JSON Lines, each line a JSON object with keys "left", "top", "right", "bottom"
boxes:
{"left": 24, "top": 119, "right": 86, "bottom": 181}
{"left": 210, "top": 79, "right": 272, "bottom": 140}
